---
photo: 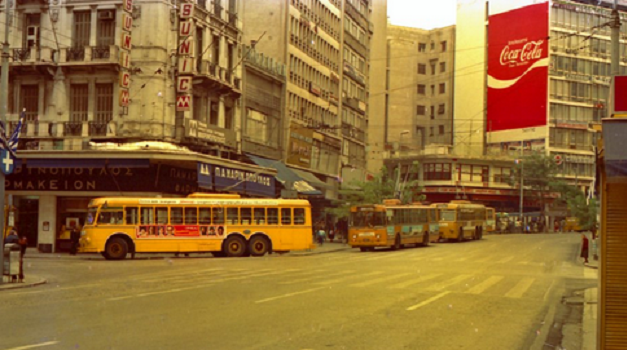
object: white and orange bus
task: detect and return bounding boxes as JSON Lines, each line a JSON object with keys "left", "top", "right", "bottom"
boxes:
{"left": 349, "top": 199, "right": 440, "bottom": 251}
{"left": 79, "top": 193, "right": 314, "bottom": 260}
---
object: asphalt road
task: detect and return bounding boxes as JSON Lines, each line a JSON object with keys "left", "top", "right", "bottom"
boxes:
{"left": 0, "top": 233, "right": 594, "bottom": 350}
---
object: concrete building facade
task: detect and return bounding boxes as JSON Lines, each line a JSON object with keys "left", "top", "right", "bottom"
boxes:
{"left": 386, "top": 25, "right": 455, "bottom": 150}
{"left": 0, "top": 0, "right": 284, "bottom": 252}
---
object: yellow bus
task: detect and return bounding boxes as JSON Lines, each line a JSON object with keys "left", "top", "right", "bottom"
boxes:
{"left": 349, "top": 199, "right": 440, "bottom": 252}
{"left": 431, "top": 201, "right": 486, "bottom": 242}
{"left": 79, "top": 193, "right": 314, "bottom": 260}
{"left": 485, "top": 207, "right": 496, "bottom": 233}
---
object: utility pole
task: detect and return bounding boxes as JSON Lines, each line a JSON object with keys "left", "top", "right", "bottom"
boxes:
{"left": 0, "top": 0, "right": 11, "bottom": 284}
{"left": 611, "top": 0, "right": 620, "bottom": 77}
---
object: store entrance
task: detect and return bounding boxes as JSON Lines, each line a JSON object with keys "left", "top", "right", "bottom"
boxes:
{"left": 56, "top": 197, "right": 91, "bottom": 252}
{"left": 14, "top": 196, "right": 39, "bottom": 248}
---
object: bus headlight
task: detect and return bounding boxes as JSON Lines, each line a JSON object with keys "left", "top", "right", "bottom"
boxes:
{"left": 80, "top": 230, "right": 86, "bottom": 236}
{"left": 352, "top": 234, "right": 357, "bottom": 239}
{"left": 376, "top": 234, "right": 380, "bottom": 239}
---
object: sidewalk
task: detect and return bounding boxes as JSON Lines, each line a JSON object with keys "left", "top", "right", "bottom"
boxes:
{"left": 0, "top": 274, "right": 47, "bottom": 291}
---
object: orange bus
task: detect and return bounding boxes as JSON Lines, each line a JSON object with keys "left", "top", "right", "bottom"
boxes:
{"left": 431, "top": 201, "right": 486, "bottom": 241}
{"left": 79, "top": 193, "right": 314, "bottom": 260}
{"left": 349, "top": 200, "right": 439, "bottom": 251}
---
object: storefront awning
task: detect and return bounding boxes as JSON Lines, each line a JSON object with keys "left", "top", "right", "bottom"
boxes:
{"left": 290, "top": 168, "right": 333, "bottom": 190}
{"left": 247, "top": 155, "right": 322, "bottom": 195}
{"left": 20, "top": 159, "right": 150, "bottom": 168}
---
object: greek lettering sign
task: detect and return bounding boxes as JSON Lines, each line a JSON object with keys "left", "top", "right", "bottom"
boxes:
{"left": 212, "top": 164, "right": 275, "bottom": 197}
{"left": 184, "top": 119, "right": 236, "bottom": 148}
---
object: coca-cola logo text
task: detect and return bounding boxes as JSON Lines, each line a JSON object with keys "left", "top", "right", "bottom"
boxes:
{"left": 499, "top": 38, "right": 544, "bottom": 67}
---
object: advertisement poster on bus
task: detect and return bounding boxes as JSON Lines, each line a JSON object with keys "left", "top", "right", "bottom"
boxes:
{"left": 136, "top": 225, "right": 226, "bottom": 239}
{"left": 487, "top": 3, "right": 549, "bottom": 133}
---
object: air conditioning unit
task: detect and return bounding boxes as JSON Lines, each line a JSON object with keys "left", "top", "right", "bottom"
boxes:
{"left": 26, "top": 26, "right": 39, "bottom": 47}
{"left": 98, "top": 10, "right": 115, "bottom": 21}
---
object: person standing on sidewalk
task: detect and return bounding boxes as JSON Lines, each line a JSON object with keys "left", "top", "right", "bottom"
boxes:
{"left": 581, "top": 233, "right": 589, "bottom": 264}
{"left": 70, "top": 225, "right": 81, "bottom": 255}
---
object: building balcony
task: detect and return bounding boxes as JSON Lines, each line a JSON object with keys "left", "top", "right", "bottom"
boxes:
{"left": 342, "top": 96, "right": 367, "bottom": 115}
{"left": 5, "top": 116, "right": 118, "bottom": 142}
{"left": 342, "top": 123, "right": 366, "bottom": 143}
{"left": 196, "top": 61, "right": 241, "bottom": 95}
{"left": 58, "top": 45, "right": 121, "bottom": 66}
{"left": 10, "top": 46, "right": 56, "bottom": 65}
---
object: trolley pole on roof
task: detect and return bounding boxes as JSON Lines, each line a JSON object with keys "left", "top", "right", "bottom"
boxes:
{"left": 0, "top": 0, "right": 11, "bottom": 284}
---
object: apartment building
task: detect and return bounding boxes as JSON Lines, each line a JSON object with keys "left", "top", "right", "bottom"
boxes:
{"left": 0, "top": 0, "right": 280, "bottom": 252}
{"left": 386, "top": 25, "right": 455, "bottom": 150}
{"left": 242, "top": 0, "right": 374, "bottom": 200}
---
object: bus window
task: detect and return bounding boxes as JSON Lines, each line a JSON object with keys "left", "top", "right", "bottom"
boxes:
{"left": 170, "top": 207, "right": 183, "bottom": 224}
{"left": 212, "top": 207, "right": 225, "bottom": 224}
{"left": 254, "top": 208, "right": 266, "bottom": 225}
{"left": 281, "top": 208, "right": 292, "bottom": 225}
{"left": 294, "top": 208, "right": 305, "bottom": 225}
{"left": 141, "top": 207, "right": 154, "bottom": 224}
{"left": 156, "top": 207, "right": 168, "bottom": 224}
{"left": 240, "top": 208, "right": 252, "bottom": 225}
{"left": 227, "top": 208, "right": 239, "bottom": 224}
{"left": 125, "top": 207, "right": 138, "bottom": 225}
{"left": 440, "top": 209, "right": 456, "bottom": 221}
{"left": 185, "top": 207, "right": 198, "bottom": 225}
{"left": 267, "top": 208, "right": 278, "bottom": 225}
{"left": 429, "top": 209, "right": 437, "bottom": 222}
{"left": 199, "top": 208, "right": 212, "bottom": 225}
{"left": 98, "top": 209, "right": 123, "bottom": 225}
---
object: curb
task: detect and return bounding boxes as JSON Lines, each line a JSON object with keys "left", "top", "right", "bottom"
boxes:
{"left": 0, "top": 278, "right": 47, "bottom": 292}
{"left": 286, "top": 247, "right": 352, "bottom": 257}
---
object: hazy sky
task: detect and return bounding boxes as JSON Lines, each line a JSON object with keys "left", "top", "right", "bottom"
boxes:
{"left": 387, "top": 0, "right": 457, "bottom": 30}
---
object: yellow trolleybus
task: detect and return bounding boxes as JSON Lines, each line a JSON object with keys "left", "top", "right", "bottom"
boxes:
{"left": 432, "top": 201, "right": 486, "bottom": 241}
{"left": 349, "top": 199, "right": 440, "bottom": 252}
{"left": 79, "top": 193, "right": 314, "bottom": 260}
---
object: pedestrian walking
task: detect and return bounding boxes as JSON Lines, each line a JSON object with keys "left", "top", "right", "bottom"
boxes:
{"left": 70, "top": 225, "right": 80, "bottom": 255}
{"left": 581, "top": 233, "right": 589, "bottom": 264}
{"left": 317, "top": 226, "right": 326, "bottom": 246}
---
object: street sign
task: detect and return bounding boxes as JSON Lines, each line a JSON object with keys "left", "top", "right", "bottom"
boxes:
{"left": 1, "top": 149, "right": 15, "bottom": 175}
{"left": 554, "top": 154, "right": 563, "bottom": 165}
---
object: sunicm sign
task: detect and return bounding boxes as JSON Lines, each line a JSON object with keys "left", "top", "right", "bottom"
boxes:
{"left": 487, "top": 2, "right": 549, "bottom": 135}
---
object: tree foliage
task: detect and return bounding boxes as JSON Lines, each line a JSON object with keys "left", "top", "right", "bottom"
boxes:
{"left": 326, "top": 164, "right": 424, "bottom": 219}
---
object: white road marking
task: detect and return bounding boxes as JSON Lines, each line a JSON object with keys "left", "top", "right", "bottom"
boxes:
{"left": 3, "top": 341, "right": 60, "bottom": 350}
{"left": 349, "top": 272, "right": 413, "bottom": 287}
{"left": 466, "top": 276, "right": 504, "bottom": 294}
{"left": 255, "top": 287, "right": 325, "bottom": 304}
{"left": 406, "top": 291, "right": 451, "bottom": 311}
{"left": 505, "top": 278, "right": 535, "bottom": 298}
{"left": 314, "top": 271, "right": 384, "bottom": 285}
{"left": 426, "top": 275, "right": 472, "bottom": 291}
{"left": 389, "top": 273, "right": 442, "bottom": 289}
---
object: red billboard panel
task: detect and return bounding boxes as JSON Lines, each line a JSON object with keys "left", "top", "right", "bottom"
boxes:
{"left": 487, "top": 3, "right": 549, "bottom": 132}
{"left": 613, "top": 76, "right": 627, "bottom": 113}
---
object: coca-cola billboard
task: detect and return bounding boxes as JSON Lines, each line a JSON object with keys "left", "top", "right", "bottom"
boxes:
{"left": 487, "top": 3, "right": 549, "bottom": 132}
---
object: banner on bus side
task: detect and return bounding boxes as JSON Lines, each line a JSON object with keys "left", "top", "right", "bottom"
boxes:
{"left": 136, "top": 225, "right": 227, "bottom": 239}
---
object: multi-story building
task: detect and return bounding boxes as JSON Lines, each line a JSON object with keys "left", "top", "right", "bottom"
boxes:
{"left": 365, "top": 0, "right": 387, "bottom": 175}
{"left": 386, "top": 25, "right": 455, "bottom": 150}
{"left": 0, "top": 0, "right": 282, "bottom": 252}
{"left": 242, "top": 0, "right": 375, "bottom": 206}
{"left": 383, "top": 0, "right": 627, "bottom": 224}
